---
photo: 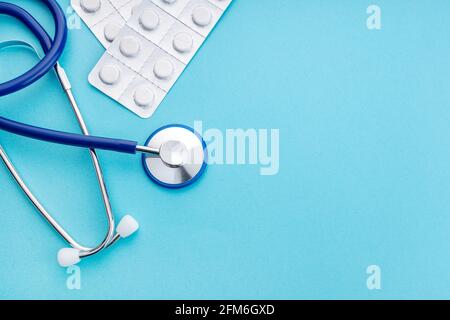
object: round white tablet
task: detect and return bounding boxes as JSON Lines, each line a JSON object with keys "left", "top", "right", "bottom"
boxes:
{"left": 80, "top": 0, "right": 101, "bottom": 13}
{"left": 134, "top": 86, "right": 155, "bottom": 107}
{"left": 139, "top": 9, "right": 160, "bottom": 31}
{"left": 104, "top": 21, "right": 122, "bottom": 43}
{"left": 153, "top": 59, "right": 174, "bottom": 79}
{"left": 172, "top": 32, "right": 193, "bottom": 53}
{"left": 119, "top": 36, "right": 140, "bottom": 57}
{"left": 99, "top": 64, "right": 120, "bottom": 85}
{"left": 192, "top": 6, "right": 212, "bottom": 27}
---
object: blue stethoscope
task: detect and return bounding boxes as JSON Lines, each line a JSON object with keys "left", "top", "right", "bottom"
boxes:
{"left": 0, "top": 0, "right": 207, "bottom": 267}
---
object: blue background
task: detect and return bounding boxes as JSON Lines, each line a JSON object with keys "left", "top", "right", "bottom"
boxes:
{"left": 1, "top": 0, "right": 450, "bottom": 299}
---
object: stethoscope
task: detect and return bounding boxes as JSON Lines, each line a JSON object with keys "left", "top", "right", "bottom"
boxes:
{"left": 0, "top": 0, "right": 207, "bottom": 267}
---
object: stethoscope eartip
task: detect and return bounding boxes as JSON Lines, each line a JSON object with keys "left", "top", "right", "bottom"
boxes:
{"left": 57, "top": 248, "right": 81, "bottom": 267}
{"left": 116, "top": 215, "right": 140, "bottom": 238}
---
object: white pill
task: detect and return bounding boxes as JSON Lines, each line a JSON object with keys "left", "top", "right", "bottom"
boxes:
{"left": 99, "top": 64, "right": 120, "bottom": 85}
{"left": 133, "top": 86, "right": 155, "bottom": 107}
{"left": 139, "top": 9, "right": 160, "bottom": 31}
{"left": 119, "top": 36, "right": 140, "bottom": 57}
{"left": 153, "top": 59, "right": 174, "bottom": 80}
{"left": 80, "top": 0, "right": 101, "bottom": 13}
{"left": 104, "top": 21, "right": 122, "bottom": 43}
{"left": 192, "top": 6, "right": 212, "bottom": 27}
{"left": 173, "top": 32, "right": 193, "bottom": 53}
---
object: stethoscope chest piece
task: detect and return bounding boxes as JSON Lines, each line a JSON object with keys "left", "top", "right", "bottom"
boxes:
{"left": 142, "top": 124, "right": 207, "bottom": 188}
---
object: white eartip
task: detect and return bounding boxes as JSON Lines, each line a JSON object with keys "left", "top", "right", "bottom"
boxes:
{"left": 57, "top": 248, "right": 81, "bottom": 267}
{"left": 116, "top": 215, "right": 139, "bottom": 238}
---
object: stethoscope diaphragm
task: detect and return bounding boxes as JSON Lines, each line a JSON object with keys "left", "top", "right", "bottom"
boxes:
{"left": 142, "top": 124, "right": 207, "bottom": 188}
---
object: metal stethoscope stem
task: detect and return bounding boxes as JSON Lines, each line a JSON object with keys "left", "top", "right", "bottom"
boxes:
{"left": 135, "top": 145, "right": 160, "bottom": 155}
{"left": 0, "top": 63, "right": 124, "bottom": 259}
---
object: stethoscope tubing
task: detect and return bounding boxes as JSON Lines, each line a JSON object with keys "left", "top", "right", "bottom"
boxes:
{"left": 0, "top": 0, "right": 143, "bottom": 155}
{"left": 0, "top": 0, "right": 66, "bottom": 96}
{"left": 0, "top": 116, "right": 139, "bottom": 153}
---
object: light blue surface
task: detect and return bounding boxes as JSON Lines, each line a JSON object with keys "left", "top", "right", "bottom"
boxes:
{"left": 1, "top": 0, "right": 450, "bottom": 299}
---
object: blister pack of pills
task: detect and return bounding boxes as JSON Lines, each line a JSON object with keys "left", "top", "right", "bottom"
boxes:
{"left": 72, "top": 0, "right": 232, "bottom": 118}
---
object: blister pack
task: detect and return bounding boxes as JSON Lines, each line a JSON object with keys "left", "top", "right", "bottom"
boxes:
{"left": 73, "top": 0, "right": 231, "bottom": 118}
